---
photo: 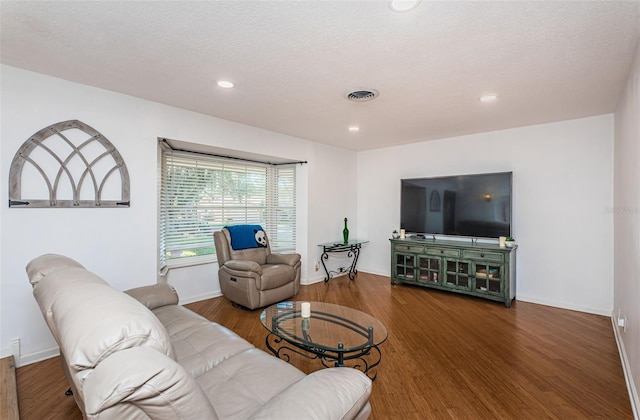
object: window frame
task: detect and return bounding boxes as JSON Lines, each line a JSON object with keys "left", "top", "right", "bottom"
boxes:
{"left": 158, "top": 141, "right": 297, "bottom": 272}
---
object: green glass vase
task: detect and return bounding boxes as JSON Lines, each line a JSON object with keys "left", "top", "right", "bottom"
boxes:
{"left": 343, "top": 217, "right": 349, "bottom": 244}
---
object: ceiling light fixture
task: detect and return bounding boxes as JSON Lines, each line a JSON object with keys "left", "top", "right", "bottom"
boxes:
{"left": 480, "top": 94, "right": 498, "bottom": 103}
{"left": 217, "top": 80, "right": 235, "bottom": 89}
{"left": 349, "top": 126, "right": 360, "bottom": 132}
{"left": 389, "top": 0, "right": 421, "bottom": 13}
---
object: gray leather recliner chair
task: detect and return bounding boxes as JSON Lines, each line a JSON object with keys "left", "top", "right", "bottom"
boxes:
{"left": 214, "top": 228, "right": 301, "bottom": 309}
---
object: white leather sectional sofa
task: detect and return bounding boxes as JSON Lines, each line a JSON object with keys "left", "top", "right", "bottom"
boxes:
{"left": 26, "top": 254, "right": 372, "bottom": 419}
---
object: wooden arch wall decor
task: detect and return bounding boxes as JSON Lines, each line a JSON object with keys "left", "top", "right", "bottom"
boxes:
{"left": 9, "top": 120, "right": 130, "bottom": 208}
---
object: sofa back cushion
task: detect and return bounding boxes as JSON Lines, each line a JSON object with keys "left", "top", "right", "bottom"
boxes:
{"left": 83, "top": 347, "right": 218, "bottom": 420}
{"left": 26, "top": 253, "right": 85, "bottom": 285}
{"left": 31, "top": 260, "right": 175, "bottom": 379}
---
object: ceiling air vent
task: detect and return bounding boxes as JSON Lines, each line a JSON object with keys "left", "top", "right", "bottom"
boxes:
{"left": 346, "top": 89, "right": 379, "bottom": 102}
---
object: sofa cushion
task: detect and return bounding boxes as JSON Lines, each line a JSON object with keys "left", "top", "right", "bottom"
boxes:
{"left": 26, "top": 253, "right": 85, "bottom": 285}
{"left": 83, "top": 347, "right": 219, "bottom": 420}
{"left": 153, "top": 305, "right": 255, "bottom": 377}
{"left": 249, "top": 368, "right": 373, "bottom": 420}
{"left": 33, "top": 267, "right": 105, "bottom": 322}
{"left": 36, "top": 268, "right": 175, "bottom": 374}
{"left": 195, "top": 348, "right": 305, "bottom": 419}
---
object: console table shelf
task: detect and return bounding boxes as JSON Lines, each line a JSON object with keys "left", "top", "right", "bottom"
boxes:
{"left": 318, "top": 240, "right": 368, "bottom": 282}
{"left": 390, "top": 238, "right": 517, "bottom": 307}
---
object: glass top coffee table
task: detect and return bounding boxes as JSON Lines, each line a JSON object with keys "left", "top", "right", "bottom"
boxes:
{"left": 260, "top": 301, "right": 387, "bottom": 379}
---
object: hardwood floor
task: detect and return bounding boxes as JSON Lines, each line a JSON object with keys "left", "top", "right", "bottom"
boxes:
{"left": 17, "top": 272, "right": 632, "bottom": 419}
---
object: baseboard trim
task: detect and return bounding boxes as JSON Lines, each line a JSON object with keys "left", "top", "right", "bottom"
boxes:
{"left": 303, "top": 275, "right": 326, "bottom": 285}
{"left": 303, "top": 271, "right": 359, "bottom": 285}
{"left": 21, "top": 347, "right": 60, "bottom": 366}
{"left": 516, "top": 294, "right": 611, "bottom": 316}
{"left": 357, "top": 268, "right": 389, "bottom": 277}
{"left": 0, "top": 344, "right": 60, "bottom": 367}
{"left": 611, "top": 316, "right": 640, "bottom": 419}
{"left": 353, "top": 273, "right": 614, "bottom": 317}
{"left": 303, "top": 269, "right": 389, "bottom": 286}
{"left": 179, "top": 290, "right": 222, "bottom": 305}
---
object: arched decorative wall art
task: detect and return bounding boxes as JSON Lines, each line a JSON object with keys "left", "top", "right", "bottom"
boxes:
{"left": 9, "top": 120, "right": 130, "bottom": 208}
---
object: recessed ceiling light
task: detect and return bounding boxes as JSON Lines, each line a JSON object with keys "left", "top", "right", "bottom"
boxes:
{"left": 480, "top": 94, "right": 498, "bottom": 103}
{"left": 349, "top": 126, "right": 360, "bottom": 132}
{"left": 217, "top": 80, "right": 235, "bottom": 89}
{"left": 389, "top": 0, "right": 421, "bottom": 13}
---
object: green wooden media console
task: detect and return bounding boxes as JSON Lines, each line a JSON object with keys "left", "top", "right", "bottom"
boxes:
{"left": 390, "top": 238, "right": 517, "bottom": 307}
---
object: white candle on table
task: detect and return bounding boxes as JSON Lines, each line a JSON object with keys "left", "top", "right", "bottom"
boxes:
{"left": 301, "top": 302, "right": 311, "bottom": 318}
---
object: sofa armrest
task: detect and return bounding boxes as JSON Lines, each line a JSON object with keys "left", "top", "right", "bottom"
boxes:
{"left": 224, "top": 259, "right": 262, "bottom": 273}
{"left": 124, "top": 283, "right": 179, "bottom": 310}
{"left": 266, "top": 253, "right": 301, "bottom": 267}
{"left": 249, "top": 368, "right": 371, "bottom": 420}
{"left": 83, "top": 347, "right": 218, "bottom": 420}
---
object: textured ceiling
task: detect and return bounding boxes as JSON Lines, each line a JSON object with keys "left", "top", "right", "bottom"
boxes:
{"left": 1, "top": 1, "right": 639, "bottom": 151}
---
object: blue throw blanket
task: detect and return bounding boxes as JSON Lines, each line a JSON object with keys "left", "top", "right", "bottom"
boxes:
{"left": 225, "top": 224, "right": 267, "bottom": 250}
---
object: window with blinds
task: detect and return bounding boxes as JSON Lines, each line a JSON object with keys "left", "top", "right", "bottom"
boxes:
{"left": 159, "top": 148, "right": 296, "bottom": 270}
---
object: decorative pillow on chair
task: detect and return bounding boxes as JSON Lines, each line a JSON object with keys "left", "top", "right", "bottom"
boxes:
{"left": 225, "top": 224, "right": 268, "bottom": 250}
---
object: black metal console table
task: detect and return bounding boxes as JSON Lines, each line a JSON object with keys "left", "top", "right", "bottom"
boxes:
{"left": 318, "top": 240, "right": 368, "bottom": 282}
{"left": 260, "top": 301, "right": 387, "bottom": 380}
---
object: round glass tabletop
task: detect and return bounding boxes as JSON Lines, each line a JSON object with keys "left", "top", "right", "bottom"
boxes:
{"left": 260, "top": 301, "right": 387, "bottom": 352}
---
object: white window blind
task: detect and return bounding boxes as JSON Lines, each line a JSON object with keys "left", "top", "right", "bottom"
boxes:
{"left": 159, "top": 148, "right": 296, "bottom": 271}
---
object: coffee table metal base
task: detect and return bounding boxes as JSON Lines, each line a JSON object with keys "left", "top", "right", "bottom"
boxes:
{"left": 264, "top": 309, "right": 382, "bottom": 380}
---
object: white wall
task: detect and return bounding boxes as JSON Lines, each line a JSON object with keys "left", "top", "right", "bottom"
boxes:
{"left": 0, "top": 63, "right": 620, "bottom": 368}
{"left": 357, "top": 115, "right": 614, "bottom": 315}
{"left": 613, "top": 38, "right": 640, "bottom": 413}
{"left": 306, "top": 141, "right": 358, "bottom": 282}
{"left": 0, "top": 65, "right": 357, "bottom": 364}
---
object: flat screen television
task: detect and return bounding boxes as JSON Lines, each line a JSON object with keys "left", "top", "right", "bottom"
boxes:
{"left": 400, "top": 172, "right": 512, "bottom": 238}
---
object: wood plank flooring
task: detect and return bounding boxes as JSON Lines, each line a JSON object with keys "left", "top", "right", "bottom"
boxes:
{"left": 16, "top": 272, "right": 632, "bottom": 419}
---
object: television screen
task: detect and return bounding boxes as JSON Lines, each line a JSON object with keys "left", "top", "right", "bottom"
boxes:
{"left": 400, "top": 172, "right": 512, "bottom": 238}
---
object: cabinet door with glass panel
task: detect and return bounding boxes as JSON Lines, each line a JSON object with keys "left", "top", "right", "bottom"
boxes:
{"left": 417, "top": 255, "right": 441, "bottom": 285}
{"left": 393, "top": 252, "right": 417, "bottom": 283}
{"left": 443, "top": 258, "right": 472, "bottom": 291}
{"left": 472, "top": 262, "right": 503, "bottom": 296}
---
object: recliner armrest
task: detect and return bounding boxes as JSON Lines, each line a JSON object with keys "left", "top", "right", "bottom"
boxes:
{"left": 249, "top": 368, "right": 371, "bottom": 419}
{"left": 224, "top": 259, "right": 262, "bottom": 273}
{"left": 266, "top": 253, "right": 301, "bottom": 267}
